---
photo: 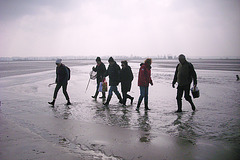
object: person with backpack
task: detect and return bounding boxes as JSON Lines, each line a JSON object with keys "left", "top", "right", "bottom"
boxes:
{"left": 172, "top": 54, "right": 197, "bottom": 112}
{"left": 136, "top": 58, "right": 153, "bottom": 111}
{"left": 92, "top": 57, "right": 106, "bottom": 99}
{"left": 103, "top": 57, "right": 123, "bottom": 106}
{"left": 48, "top": 59, "right": 71, "bottom": 106}
{"left": 120, "top": 60, "right": 134, "bottom": 106}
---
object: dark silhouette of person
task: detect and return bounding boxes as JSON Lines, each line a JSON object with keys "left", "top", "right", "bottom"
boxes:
{"left": 172, "top": 54, "right": 197, "bottom": 112}
{"left": 136, "top": 58, "right": 153, "bottom": 111}
{"left": 103, "top": 57, "right": 123, "bottom": 106}
{"left": 92, "top": 57, "right": 106, "bottom": 99}
{"left": 120, "top": 60, "right": 134, "bottom": 106}
{"left": 236, "top": 75, "right": 239, "bottom": 81}
{"left": 48, "top": 59, "right": 71, "bottom": 106}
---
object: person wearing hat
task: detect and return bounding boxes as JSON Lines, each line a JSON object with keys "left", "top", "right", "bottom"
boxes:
{"left": 172, "top": 54, "right": 197, "bottom": 112}
{"left": 103, "top": 57, "right": 123, "bottom": 105}
{"left": 48, "top": 59, "right": 71, "bottom": 106}
{"left": 92, "top": 57, "right": 106, "bottom": 99}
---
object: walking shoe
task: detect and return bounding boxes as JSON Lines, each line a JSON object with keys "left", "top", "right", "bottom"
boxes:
{"left": 175, "top": 109, "right": 182, "bottom": 113}
{"left": 103, "top": 102, "right": 109, "bottom": 106}
{"left": 92, "top": 96, "right": 97, "bottom": 99}
{"left": 66, "top": 101, "right": 72, "bottom": 105}
{"left": 135, "top": 107, "right": 139, "bottom": 111}
{"left": 48, "top": 100, "right": 55, "bottom": 106}
{"left": 99, "top": 96, "right": 106, "bottom": 99}
{"left": 145, "top": 108, "right": 151, "bottom": 111}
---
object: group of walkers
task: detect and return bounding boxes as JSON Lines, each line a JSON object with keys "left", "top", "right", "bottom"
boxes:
{"left": 48, "top": 54, "right": 198, "bottom": 112}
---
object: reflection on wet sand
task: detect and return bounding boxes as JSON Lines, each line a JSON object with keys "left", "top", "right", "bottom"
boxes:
{"left": 173, "top": 112, "right": 197, "bottom": 144}
{"left": 137, "top": 111, "right": 151, "bottom": 143}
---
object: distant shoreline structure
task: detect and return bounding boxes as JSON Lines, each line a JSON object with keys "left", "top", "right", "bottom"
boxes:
{"left": 0, "top": 55, "right": 240, "bottom": 62}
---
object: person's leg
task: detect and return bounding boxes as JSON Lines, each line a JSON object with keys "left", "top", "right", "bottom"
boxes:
{"left": 126, "top": 93, "right": 133, "bottom": 105}
{"left": 136, "top": 86, "right": 145, "bottom": 110}
{"left": 113, "top": 86, "right": 123, "bottom": 104}
{"left": 49, "top": 83, "right": 61, "bottom": 106}
{"left": 144, "top": 87, "right": 150, "bottom": 110}
{"left": 103, "top": 86, "right": 113, "bottom": 105}
{"left": 62, "top": 82, "right": 71, "bottom": 105}
{"left": 92, "top": 81, "right": 100, "bottom": 98}
{"left": 101, "top": 92, "right": 106, "bottom": 98}
{"left": 176, "top": 86, "right": 184, "bottom": 112}
{"left": 184, "top": 85, "right": 196, "bottom": 111}
{"left": 122, "top": 91, "right": 127, "bottom": 106}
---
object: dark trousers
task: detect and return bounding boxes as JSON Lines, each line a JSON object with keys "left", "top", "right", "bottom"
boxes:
{"left": 176, "top": 85, "right": 195, "bottom": 111}
{"left": 122, "top": 91, "right": 132, "bottom": 105}
{"left": 53, "top": 82, "right": 70, "bottom": 100}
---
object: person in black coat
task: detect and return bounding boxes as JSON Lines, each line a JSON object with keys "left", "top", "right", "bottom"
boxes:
{"left": 120, "top": 60, "right": 134, "bottom": 106}
{"left": 172, "top": 54, "right": 197, "bottom": 112}
{"left": 48, "top": 59, "right": 71, "bottom": 106}
{"left": 92, "top": 57, "right": 106, "bottom": 99}
{"left": 103, "top": 57, "right": 123, "bottom": 105}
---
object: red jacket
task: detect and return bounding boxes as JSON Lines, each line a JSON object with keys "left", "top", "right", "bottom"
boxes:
{"left": 138, "top": 63, "right": 153, "bottom": 87}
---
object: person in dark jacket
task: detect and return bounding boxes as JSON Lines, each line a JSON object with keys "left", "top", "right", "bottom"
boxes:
{"left": 120, "top": 60, "right": 134, "bottom": 106}
{"left": 92, "top": 57, "right": 106, "bottom": 99}
{"left": 172, "top": 54, "right": 197, "bottom": 112}
{"left": 103, "top": 57, "right": 123, "bottom": 106}
{"left": 136, "top": 58, "right": 153, "bottom": 111}
{"left": 48, "top": 59, "right": 71, "bottom": 106}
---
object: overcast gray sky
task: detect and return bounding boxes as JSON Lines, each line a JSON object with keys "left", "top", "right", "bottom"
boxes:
{"left": 0, "top": 0, "right": 239, "bottom": 58}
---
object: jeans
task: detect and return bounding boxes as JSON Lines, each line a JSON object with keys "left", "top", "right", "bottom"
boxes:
{"left": 138, "top": 86, "right": 149, "bottom": 105}
{"left": 108, "top": 86, "right": 121, "bottom": 97}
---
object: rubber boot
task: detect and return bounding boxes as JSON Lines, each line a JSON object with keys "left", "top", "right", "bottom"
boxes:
{"left": 189, "top": 100, "right": 196, "bottom": 111}
{"left": 176, "top": 99, "right": 182, "bottom": 112}
{"left": 103, "top": 95, "right": 112, "bottom": 106}
{"left": 48, "top": 99, "right": 55, "bottom": 106}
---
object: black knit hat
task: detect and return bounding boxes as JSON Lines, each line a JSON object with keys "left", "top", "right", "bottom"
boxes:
{"left": 96, "top": 57, "right": 101, "bottom": 62}
{"left": 108, "top": 57, "right": 114, "bottom": 62}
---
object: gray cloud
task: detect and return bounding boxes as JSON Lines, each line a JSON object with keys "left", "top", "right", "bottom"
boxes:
{"left": 0, "top": 0, "right": 239, "bottom": 57}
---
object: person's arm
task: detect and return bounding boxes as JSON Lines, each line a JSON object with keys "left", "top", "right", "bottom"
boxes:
{"left": 190, "top": 63, "right": 197, "bottom": 86}
{"left": 172, "top": 64, "right": 179, "bottom": 88}
{"left": 149, "top": 69, "right": 153, "bottom": 85}
{"left": 55, "top": 67, "right": 58, "bottom": 83}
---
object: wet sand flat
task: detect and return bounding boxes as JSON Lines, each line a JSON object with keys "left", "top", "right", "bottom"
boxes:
{"left": 0, "top": 59, "right": 240, "bottom": 159}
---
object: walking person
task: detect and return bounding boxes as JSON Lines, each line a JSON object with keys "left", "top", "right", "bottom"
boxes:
{"left": 48, "top": 59, "right": 71, "bottom": 106}
{"left": 136, "top": 58, "right": 153, "bottom": 111}
{"left": 172, "top": 54, "right": 197, "bottom": 112}
{"left": 103, "top": 57, "right": 123, "bottom": 106}
{"left": 120, "top": 60, "right": 134, "bottom": 106}
{"left": 92, "top": 57, "right": 106, "bottom": 99}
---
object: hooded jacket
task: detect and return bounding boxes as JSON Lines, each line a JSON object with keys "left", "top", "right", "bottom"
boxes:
{"left": 104, "top": 61, "right": 121, "bottom": 86}
{"left": 172, "top": 61, "right": 197, "bottom": 86}
{"left": 138, "top": 63, "right": 153, "bottom": 87}
{"left": 120, "top": 65, "right": 134, "bottom": 92}
{"left": 93, "top": 62, "right": 106, "bottom": 83}
{"left": 55, "top": 64, "right": 68, "bottom": 84}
